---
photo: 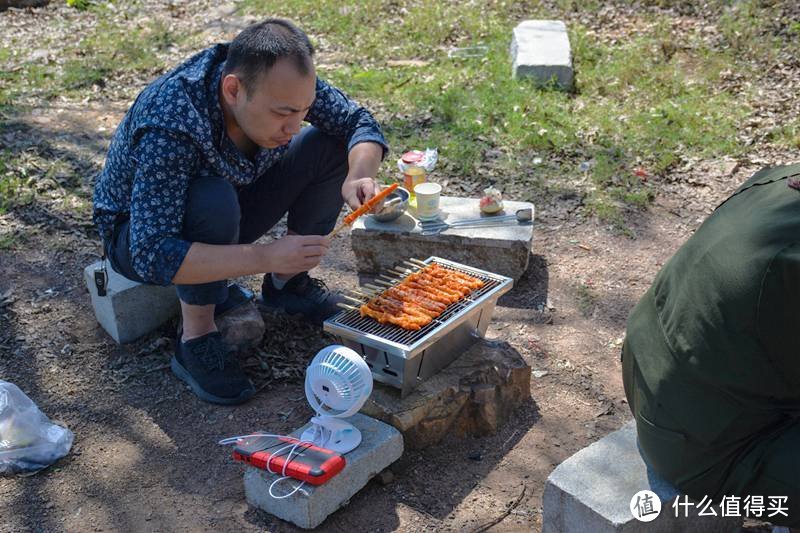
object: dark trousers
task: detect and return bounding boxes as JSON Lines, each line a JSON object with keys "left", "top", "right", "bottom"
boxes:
{"left": 107, "top": 126, "right": 348, "bottom": 305}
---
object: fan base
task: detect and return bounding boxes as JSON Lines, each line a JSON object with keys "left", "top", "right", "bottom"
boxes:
{"left": 301, "top": 416, "right": 362, "bottom": 454}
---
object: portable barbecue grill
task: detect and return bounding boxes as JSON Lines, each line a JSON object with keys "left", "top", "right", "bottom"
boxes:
{"left": 323, "top": 256, "right": 513, "bottom": 397}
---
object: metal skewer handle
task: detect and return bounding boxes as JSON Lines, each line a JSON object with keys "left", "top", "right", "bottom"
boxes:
{"left": 418, "top": 208, "right": 532, "bottom": 235}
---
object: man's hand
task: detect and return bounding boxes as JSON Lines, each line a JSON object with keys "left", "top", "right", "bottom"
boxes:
{"left": 342, "top": 142, "right": 384, "bottom": 211}
{"left": 264, "top": 234, "right": 330, "bottom": 274}
{"left": 342, "top": 177, "right": 380, "bottom": 211}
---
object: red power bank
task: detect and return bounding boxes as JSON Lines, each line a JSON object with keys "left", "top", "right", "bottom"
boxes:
{"left": 232, "top": 435, "right": 346, "bottom": 485}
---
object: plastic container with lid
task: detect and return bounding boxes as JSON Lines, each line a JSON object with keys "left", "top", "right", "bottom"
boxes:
{"left": 397, "top": 149, "right": 438, "bottom": 202}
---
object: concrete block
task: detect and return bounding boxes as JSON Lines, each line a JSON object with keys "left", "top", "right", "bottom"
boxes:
{"left": 362, "top": 338, "right": 530, "bottom": 449}
{"left": 542, "top": 421, "right": 743, "bottom": 532}
{"left": 351, "top": 196, "right": 535, "bottom": 281}
{"left": 511, "top": 20, "right": 573, "bottom": 90}
{"left": 244, "top": 413, "right": 403, "bottom": 529}
{"left": 84, "top": 261, "right": 179, "bottom": 344}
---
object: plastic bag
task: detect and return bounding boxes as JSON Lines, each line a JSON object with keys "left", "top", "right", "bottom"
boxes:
{"left": 0, "top": 381, "right": 74, "bottom": 475}
{"left": 397, "top": 148, "right": 438, "bottom": 174}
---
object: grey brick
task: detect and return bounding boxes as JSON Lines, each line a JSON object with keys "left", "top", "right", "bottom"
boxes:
{"left": 542, "top": 421, "right": 743, "bottom": 532}
{"left": 83, "top": 261, "right": 179, "bottom": 344}
{"left": 511, "top": 20, "right": 574, "bottom": 90}
{"left": 244, "top": 413, "right": 403, "bottom": 529}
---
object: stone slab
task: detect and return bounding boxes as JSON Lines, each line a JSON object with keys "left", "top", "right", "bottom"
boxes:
{"left": 351, "top": 196, "right": 535, "bottom": 281}
{"left": 511, "top": 20, "right": 573, "bottom": 90}
{"left": 542, "top": 421, "right": 743, "bottom": 532}
{"left": 244, "top": 413, "right": 403, "bottom": 529}
{"left": 361, "top": 339, "right": 531, "bottom": 449}
{"left": 84, "top": 261, "right": 179, "bottom": 344}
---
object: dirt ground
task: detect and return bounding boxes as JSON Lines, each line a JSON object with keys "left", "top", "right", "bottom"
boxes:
{"left": 2, "top": 2, "right": 799, "bottom": 533}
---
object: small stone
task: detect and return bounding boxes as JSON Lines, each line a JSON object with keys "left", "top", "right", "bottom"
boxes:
{"left": 467, "top": 451, "right": 483, "bottom": 461}
{"left": 29, "top": 49, "right": 49, "bottom": 62}
{"left": 532, "top": 370, "right": 549, "bottom": 378}
{"left": 217, "top": 301, "right": 265, "bottom": 352}
{"left": 377, "top": 469, "right": 395, "bottom": 485}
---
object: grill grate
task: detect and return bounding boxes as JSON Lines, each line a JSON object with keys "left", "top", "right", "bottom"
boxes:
{"left": 328, "top": 258, "right": 503, "bottom": 347}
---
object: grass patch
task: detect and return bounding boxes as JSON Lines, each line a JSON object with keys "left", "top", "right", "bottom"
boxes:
{"left": 2, "top": 0, "right": 791, "bottom": 233}
{"left": 769, "top": 121, "right": 800, "bottom": 150}
{"left": 575, "top": 281, "right": 599, "bottom": 317}
{"left": 239, "top": 0, "right": 758, "bottom": 228}
{"left": 0, "top": 152, "right": 36, "bottom": 213}
{"left": 0, "top": 230, "right": 22, "bottom": 250}
{"left": 716, "top": 0, "right": 795, "bottom": 62}
{"left": 0, "top": 4, "right": 181, "bottom": 103}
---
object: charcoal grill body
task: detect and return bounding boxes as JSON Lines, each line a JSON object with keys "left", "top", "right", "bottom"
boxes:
{"left": 323, "top": 257, "right": 513, "bottom": 397}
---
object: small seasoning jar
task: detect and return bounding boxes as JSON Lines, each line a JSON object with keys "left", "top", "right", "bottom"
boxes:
{"left": 399, "top": 151, "right": 427, "bottom": 198}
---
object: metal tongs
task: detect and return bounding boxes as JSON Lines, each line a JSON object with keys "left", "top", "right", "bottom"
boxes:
{"left": 419, "top": 208, "right": 533, "bottom": 235}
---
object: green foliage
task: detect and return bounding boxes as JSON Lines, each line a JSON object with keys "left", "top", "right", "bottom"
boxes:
{"left": 0, "top": 5, "right": 179, "bottom": 103}
{"left": 239, "top": 0, "right": 755, "bottom": 226}
{"left": 2, "top": 0, "right": 793, "bottom": 232}
{"left": 575, "top": 281, "right": 599, "bottom": 317}
{"left": 0, "top": 230, "right": 20, "bottom": 250}
{"left": 66, "top": 0, "right": 91, "bottom": 10}
{"left": 0, "top": 152, "right": 35, "bottom": 214}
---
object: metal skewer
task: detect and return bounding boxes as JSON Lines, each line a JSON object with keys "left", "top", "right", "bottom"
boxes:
{"left": 350, "top": 288, "right": 377, "bottom": 297}
{"left": 328, "top": 220, "right": 350, "bottom": 238}
{"left": 402, "top": 260, "right": 424, "bottom": 270}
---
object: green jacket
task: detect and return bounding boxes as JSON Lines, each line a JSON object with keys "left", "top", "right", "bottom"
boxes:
{"left": 623, "top": 163, "right": 800, "bottom": 493}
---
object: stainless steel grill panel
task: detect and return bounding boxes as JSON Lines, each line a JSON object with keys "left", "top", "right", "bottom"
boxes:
{"left": 323, "top": 256, "right": 513, "bottom": 397}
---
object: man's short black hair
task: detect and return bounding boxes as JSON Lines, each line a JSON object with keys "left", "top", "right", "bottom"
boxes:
{"left": 223, "top": 18, "right": 315, "bottom": 93}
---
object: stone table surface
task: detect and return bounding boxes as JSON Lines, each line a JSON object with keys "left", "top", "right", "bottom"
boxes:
{"left": 350, "top": 195, "right": 535, "bottom": 281}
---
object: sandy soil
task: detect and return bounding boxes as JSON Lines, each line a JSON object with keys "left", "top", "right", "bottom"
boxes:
{"left": 2, "top": 2, "right": 798, "bottom": 532}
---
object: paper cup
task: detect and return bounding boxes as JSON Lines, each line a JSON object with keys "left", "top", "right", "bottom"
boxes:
{"left": 414, "top": 182, "right": 441, "bottom": 220}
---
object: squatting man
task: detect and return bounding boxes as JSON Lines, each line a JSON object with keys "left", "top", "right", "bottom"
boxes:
{"left": 93, "top": 19, "right": 387, "bottom": 405}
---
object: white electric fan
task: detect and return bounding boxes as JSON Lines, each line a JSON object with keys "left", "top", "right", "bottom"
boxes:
{"left": 300, "top": 345, "right": 373, "bottom": 454}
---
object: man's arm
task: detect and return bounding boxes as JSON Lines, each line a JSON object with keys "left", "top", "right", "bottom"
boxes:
{"left": 305, "top": 78, "right": 389, "bottom": 208}
{"left": 171, "top": 236, "right": 328, "bottom": 285}
{"left": 129, "top": 129, "right": 328, "bottom": 286}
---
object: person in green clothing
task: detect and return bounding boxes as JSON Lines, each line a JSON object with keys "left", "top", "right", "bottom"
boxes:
{"left": 623, "top": 163, "right": 800, "bottom": 527}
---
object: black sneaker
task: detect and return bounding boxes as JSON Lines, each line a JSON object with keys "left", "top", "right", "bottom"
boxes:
{"left": 170, "top": 332, "right": 255, "bottom": 405}
{"left": 260, "top": 272, "right": 344, "bottom": 325}
{"left": 215, "top": 283, "right": 254, "bottom": 317}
